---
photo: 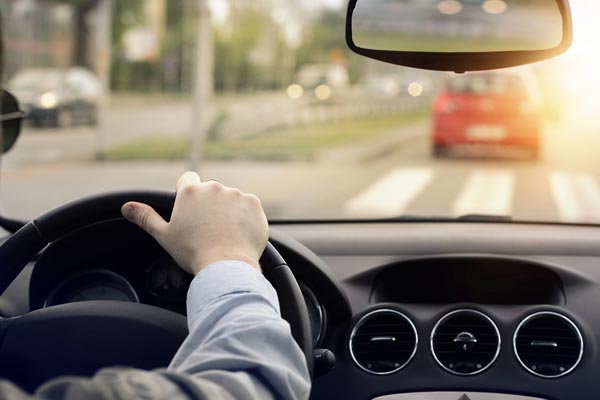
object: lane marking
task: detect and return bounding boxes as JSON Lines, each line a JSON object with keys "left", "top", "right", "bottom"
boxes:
{"left": 345, "top": 168, "right": 434, "bottom": 217}
{"left": 549, "top": 172, "right": 600, "bottom": 222}
{"left": 452, "top": 169, "right": 515, "bottom": 217}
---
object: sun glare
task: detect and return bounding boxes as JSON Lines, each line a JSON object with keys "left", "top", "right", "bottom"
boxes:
{"left": 555, "top": 1, "right": 600, "bottom": 109}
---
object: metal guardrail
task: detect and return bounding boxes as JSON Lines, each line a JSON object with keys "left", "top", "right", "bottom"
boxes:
{"left": 217, "top": 94, "right": 433, "bottom": 139}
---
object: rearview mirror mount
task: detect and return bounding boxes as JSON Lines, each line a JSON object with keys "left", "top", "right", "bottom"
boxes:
{"left": 346, "top": 0, "right": 573, "bottom": 72}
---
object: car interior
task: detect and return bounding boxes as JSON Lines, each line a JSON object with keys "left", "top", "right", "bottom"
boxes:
{"left": 0, "top": 0, "right": 598, "bottom": 399}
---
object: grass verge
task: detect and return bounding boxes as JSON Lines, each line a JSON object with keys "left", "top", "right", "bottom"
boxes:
{"left": 106, "top": 111, "right": 428, "bottom": 162}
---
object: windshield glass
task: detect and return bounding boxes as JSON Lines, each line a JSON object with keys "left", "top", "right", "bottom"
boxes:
{"left": 0, "top": 1, "right": 598, "bottom": 224}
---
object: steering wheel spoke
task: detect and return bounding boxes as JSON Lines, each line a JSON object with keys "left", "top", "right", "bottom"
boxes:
{"left": 0, "top": 301, "right": 187, "bottom": 392}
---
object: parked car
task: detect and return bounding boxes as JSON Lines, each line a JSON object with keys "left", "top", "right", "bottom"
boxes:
{"left": 287, "top": 64, "right": 349, "bottom": 101}
{"left": 431, "top": 68, "right": 542, "bottom": 158}
{"left": 364, "top": 72, "right": 435, "bottom": 98}
{"left": 8, "top": 67, "right": 101, "bottom": 128}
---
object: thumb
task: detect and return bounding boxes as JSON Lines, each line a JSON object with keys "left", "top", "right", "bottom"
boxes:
{"left": 121, "top": 202, "right": 168, "bottom": 238}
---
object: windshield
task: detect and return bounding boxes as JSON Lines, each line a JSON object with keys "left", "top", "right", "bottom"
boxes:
{"left": 1, "top": 1, "right": 599, "bottom": 224}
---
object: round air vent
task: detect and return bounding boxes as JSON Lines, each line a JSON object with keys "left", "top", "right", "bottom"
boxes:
{"left": 350, "top": 309, "right": 418, "bottom": 375}
{"left": 514, "top": 311, "right": 583, "bottom": 378}
{"left": 431, "top": 309, "right": 500, "bottom": 375}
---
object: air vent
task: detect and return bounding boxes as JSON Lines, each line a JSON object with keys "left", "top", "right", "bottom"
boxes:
{"left": 350, "top": 309, "right": 418, "bottom": 375}
{"left": 514, "top": 311, "right": 583, "bottom": 378}
{"left": 431, "top": 309, "right": 500, "bottom": 375}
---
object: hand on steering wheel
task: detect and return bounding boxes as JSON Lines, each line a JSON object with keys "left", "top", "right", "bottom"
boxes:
{"left": 0, "top": 178, "right": 313, "bottom": 391}
{"left": 121, "top": 171, "right": 268, "bottom": 275}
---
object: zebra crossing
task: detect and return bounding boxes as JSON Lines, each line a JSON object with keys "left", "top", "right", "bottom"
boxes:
{"left": 345, "top": 168, "right": 434, "bottom": 218}
{"left": 548, "top": 172, "right": 600, "bottom": 222}
{"left": 452, "top": 169, "right": 515, "bottom": 217}
{"left": 345, "top": 167, "right": 600, "bottom": 223}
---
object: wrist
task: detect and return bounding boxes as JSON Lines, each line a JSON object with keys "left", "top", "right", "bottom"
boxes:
{"left": 191, "top": 252, "right": 261, "bottom": 275}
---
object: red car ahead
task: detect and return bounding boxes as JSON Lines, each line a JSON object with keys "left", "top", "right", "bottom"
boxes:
{"left": 431, "top": 69, "right": 542, "bottom": 158}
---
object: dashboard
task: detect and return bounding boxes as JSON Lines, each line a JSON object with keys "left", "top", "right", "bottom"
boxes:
{"left": 29, "top": 221, "right": 192, "bottom": 315}
{"left": 2, "top": 220, "right": 600, "bottom": 399}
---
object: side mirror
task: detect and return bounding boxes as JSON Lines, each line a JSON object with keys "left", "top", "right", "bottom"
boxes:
{"left": 0, "top": 90, "right": 24, "bottom": 154}
{"left": 346, "top": 0, "right": 573, "bottom": 72}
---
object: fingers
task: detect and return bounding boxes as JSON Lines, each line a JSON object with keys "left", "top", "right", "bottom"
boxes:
{"left": 176, "top": 171, "right": 202, "bottom": 192}
{"left": 121, "top": 202, "right": 168, "bottom": 238}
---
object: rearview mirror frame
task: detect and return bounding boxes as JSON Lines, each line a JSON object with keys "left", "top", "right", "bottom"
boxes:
{"left": 346, "top": 0, "right": 573, "bottom": 73}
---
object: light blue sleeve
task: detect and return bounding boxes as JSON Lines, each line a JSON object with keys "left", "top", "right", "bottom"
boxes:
{"left": 167, "top": 260, "right": 311, "bottom": 400}
{"left": 0, "top": 261, "right": 310, "bottom": 399}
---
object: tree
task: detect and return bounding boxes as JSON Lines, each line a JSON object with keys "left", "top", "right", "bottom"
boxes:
{"left": 109, "top": 0, "right": 148, "bottom": 91}
{"left": 56, "top": 0, "right": 99, "bottom": 68}
{"left": 56, "top": 0, "right": 146, "bottom": 90}
{"left": 296, "top": 9, "right": 363, "bottom": 83}
{"left": 214, "top": 2, "right": 288, "bottom": 92}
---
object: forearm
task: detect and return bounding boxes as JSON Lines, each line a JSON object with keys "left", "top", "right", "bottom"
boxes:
{"left": 168, "top": 261, "right": 311, "bottom": 400}
{"left": 0, "top": 262, "right": 310, "bottom": 400}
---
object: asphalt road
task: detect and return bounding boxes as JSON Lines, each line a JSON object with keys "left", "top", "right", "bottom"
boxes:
{"left": 2, "top": 112, "right": 600, "bottom": 225}
{"left": 0, "top": 92, "right": 294, "bottom": 168}
{"left": 2, "top": 90, "right": 425, "bottom": 169}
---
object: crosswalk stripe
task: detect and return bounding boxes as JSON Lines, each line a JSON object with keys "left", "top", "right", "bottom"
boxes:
{"left": 345, "top": 167, "right": 600, "bottom": 222}
{"left": 549, "top": 172, "right": 600, "bottom": 222}
{"left": 451, "top": 169, "right": 515, "bottom": 217}
{"left": 345, "top": 167, "right": 434, "bottom": 217}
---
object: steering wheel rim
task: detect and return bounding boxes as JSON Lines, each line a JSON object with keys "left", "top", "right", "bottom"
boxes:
{"left": 0, "top": 191, "right": 313, "bottom": 390}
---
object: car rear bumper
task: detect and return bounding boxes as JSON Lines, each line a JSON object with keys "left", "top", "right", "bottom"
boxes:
{"left": 22, "top": 105, "right": 59, "bottom": 121}
{"left": 432, "top": 114, "right": 540, "bottom": 149}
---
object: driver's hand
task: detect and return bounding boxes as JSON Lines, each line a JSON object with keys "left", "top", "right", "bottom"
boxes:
{"left": 120, "top": 171, "right": 268, "bottom": 275}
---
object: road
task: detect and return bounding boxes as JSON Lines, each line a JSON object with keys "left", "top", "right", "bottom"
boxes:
{"left": 0, "top": 92, "right": 294, "bottom": 168}
{"left": 3, "top": 90, "right": 427, "bottom": 168}
{"left": 2, "top": 111, "right": 600, "bottom": 225}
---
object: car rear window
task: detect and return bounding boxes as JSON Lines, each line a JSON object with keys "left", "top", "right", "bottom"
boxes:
{"left": 447, "top": 74, "right": 527, "bottom": 96}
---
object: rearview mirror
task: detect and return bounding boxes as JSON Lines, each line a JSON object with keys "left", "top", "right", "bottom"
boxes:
{"left": 346, "top": 0, "right": 573, "bottom": 72}
{"left": 0, "top": 90, "right": 24, "bottom": 154}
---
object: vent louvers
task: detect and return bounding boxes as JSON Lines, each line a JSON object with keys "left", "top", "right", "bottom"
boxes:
{"left": 431, "top": 309, "right": 500, "bottom": 375}
{"left": 350, "top": 309, "right": 417, "bottom": 375}
{"left": 514, "top": 311, "right": 583, "bottom": 378}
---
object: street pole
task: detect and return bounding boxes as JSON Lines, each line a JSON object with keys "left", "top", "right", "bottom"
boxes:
{"left": 188, "top": 0, "right": 213, "bottom": 172}
{"left": 94, "top": 0, "right": 113, "bottom": 160}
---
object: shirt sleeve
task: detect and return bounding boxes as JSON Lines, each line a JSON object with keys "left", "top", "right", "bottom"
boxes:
{"left": 167, "top": 261, "right": 311, "bottom": 399}
{"left": 1, "top": 260, "right": 311, "bottom": 400}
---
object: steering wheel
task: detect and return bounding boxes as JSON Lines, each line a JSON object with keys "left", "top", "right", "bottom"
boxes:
{"left": 0, "top": 191, "right": 313, "bottom": 392}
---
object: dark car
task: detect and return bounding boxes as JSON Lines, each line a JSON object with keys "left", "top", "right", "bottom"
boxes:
{"left": 8, "top": 67, "right": 101, "bottom": 128}
{"left": 431, "top": 69, "right": 542, "bottom": 158}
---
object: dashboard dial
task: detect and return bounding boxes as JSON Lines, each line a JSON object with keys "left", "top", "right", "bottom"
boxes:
{"left": 146, "top": 259, "right": 189, "bottom": 296}
{"left": 66, "top": 284, "right": 135, "bottom": 303}
{"left": 44, "top": 269, "right": 139, "bottom": 307}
